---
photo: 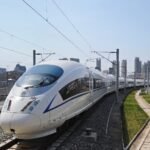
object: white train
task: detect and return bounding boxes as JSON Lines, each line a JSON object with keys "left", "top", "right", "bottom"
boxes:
{"left": 0, "top": 60, "right": 144, "bottom": 139}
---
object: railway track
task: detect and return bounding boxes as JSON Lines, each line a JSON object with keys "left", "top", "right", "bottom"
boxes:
{"left": 0, "top": 110, "right": 83, "bottom": 150}
{"left": 1, "top": 134, "right": 60, "bottom": 150}
{"left": 48, "top": 91, "right": 126, "bottom": 150}
{"left": 0, "top": 90, "right": 130, "bottom": 150}
{"left": 0, "top": 118, "right": 82, "bottom": 150}
{"left": 52, "top": 93, "right": 118, "bottom": 150}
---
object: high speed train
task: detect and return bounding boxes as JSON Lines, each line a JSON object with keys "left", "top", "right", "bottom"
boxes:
{"left": 0, "top": 60, "right": 144, "bottom": 139}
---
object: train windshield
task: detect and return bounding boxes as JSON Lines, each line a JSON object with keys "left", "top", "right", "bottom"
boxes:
{"left": 16, "top": 64, "right": 63, "bottom": 87}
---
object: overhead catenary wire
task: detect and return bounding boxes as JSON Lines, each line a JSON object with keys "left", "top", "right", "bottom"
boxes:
{"left": 53, "top": 1, "right": 118, "bottom": 67}
{"left": 38, "top": 52, "right": 55, "bottom": 63}
{"left": 45, "top": 0, "right": 48, "bottom": 21}
{"left": 51, "top": 0, "right": 92, "bottom": 51}
{"left": 0, "top": 46, "right": 32, "bottom": 57}
{"left": 22, "top": 0, "right": 88, "bottom": 57}
{"left": 0, "top": 28, "right": 67, "bottom": 61}
{"left": 0, "top": 28, "right": 46, "bottom": 50}
{"left": 92, "top": 51, "right": 116, "bottom": 65}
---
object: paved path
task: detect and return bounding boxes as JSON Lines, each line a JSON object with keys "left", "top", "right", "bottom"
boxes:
{"left": 130, "top": 90, "right": 150, "bottom": 150}
{"left": 135, "top": 90, "right": 150, "bottom": 116}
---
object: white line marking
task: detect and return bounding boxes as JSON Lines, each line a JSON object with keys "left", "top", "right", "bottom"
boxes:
{"left": 105, "top": 100, "right": 116, "bottom": 135}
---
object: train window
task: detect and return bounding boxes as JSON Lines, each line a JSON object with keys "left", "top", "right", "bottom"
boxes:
{"left": 108, "top": 81, "right": 115, "bottom": 87}
{"left": 120, "top": 82, "right": 124, "bottom": 85}
{"left": 16, "top": 65, "right": 63, "bottom": 87}
{"left": 80, "top": 78, "right": 90, "bottom": 92}
{"left": 17, "top": 74, "right": 57, "bottom": 88}
{"left": 59, "top": 78, "right": 89, "bottom": 100}
{"left": 93, "top": 78, "right": 106, "bottom": 89}
{"left": 24, "top": 64, "right": 63, "bottom": 78}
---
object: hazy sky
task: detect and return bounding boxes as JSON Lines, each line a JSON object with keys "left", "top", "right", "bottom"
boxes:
{"left": 0, "top": 0, "right": 150, "bottom": 73}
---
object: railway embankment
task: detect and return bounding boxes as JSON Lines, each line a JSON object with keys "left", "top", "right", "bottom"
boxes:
{"left": 0, "top": 89, "right": 144, "bottom": 150}
{"left": 122, "top": 90, "right": 150, "bottom": 149}
{"left": 48, "top": 89, "right": 132, "bottom": 150}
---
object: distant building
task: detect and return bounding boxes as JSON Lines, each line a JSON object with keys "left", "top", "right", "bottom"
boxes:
{"left": 147, "top": 61, "right": 150, "bottom": 72}
{"left": 14, "top": 64, "right": 26, "bottom": 73}
{"left": 134, "top": 57, "right": 142, "bottom": 78}
{"left": 0, "top": 68, "right": 7, "bottom": 82}
{"left": 70, "top": 58, "right": 80, "bottom": 63}
{"left": 109, "top": 67, "right": 114, "bottom": 75}
{"left": 95, "top": 58, "right": 101, "bottom": 71}
{"left": 110, "top": 60, "right": 120, "bottom": 76}
{"left": 142, "top": 62, "right": 147, "bottom": 79}
{"left": 0, "top": 68, "right": 6, "bottom": 74}
{"left": 121, "top": 60, "right": 127, "bottom": 78}
{"left": 59, "top": 58, "right": 68, "bottom": 61}
{"left": 111, "top": 60, "right": 116, "bottom": 76}
{"left": 112, "top": 60, "right": 116, "bottom": 76}
{"left": 142, "top": 61, "right": 150, "bottom": 79}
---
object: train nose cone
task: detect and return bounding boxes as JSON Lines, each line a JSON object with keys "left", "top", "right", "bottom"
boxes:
{"left": 0, "top": 112, "right": 41, "bottom": 137}
{"left": 0, "top": 112, "right": 13, "bottom": 133}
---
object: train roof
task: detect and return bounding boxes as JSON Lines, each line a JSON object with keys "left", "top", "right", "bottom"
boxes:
{"left": 37, "top": 60, "right": 86, "bottom": 72}
{"left": 30, "top": 60, "right": 118, "bottom": 80}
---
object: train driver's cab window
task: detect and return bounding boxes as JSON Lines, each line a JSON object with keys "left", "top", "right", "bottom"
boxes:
{"left": 16, "top": 64, "right": 63, "bottom": 88}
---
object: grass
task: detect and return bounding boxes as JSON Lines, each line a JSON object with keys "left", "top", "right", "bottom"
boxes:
{"left": 122, "top": 91, "right": 149, "bottom": 146}
{"left": 140, "top": 89, "right": 150, "bottom": 103}
{"left": 143, "top": 94, "right": 150, "bottom": 103}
